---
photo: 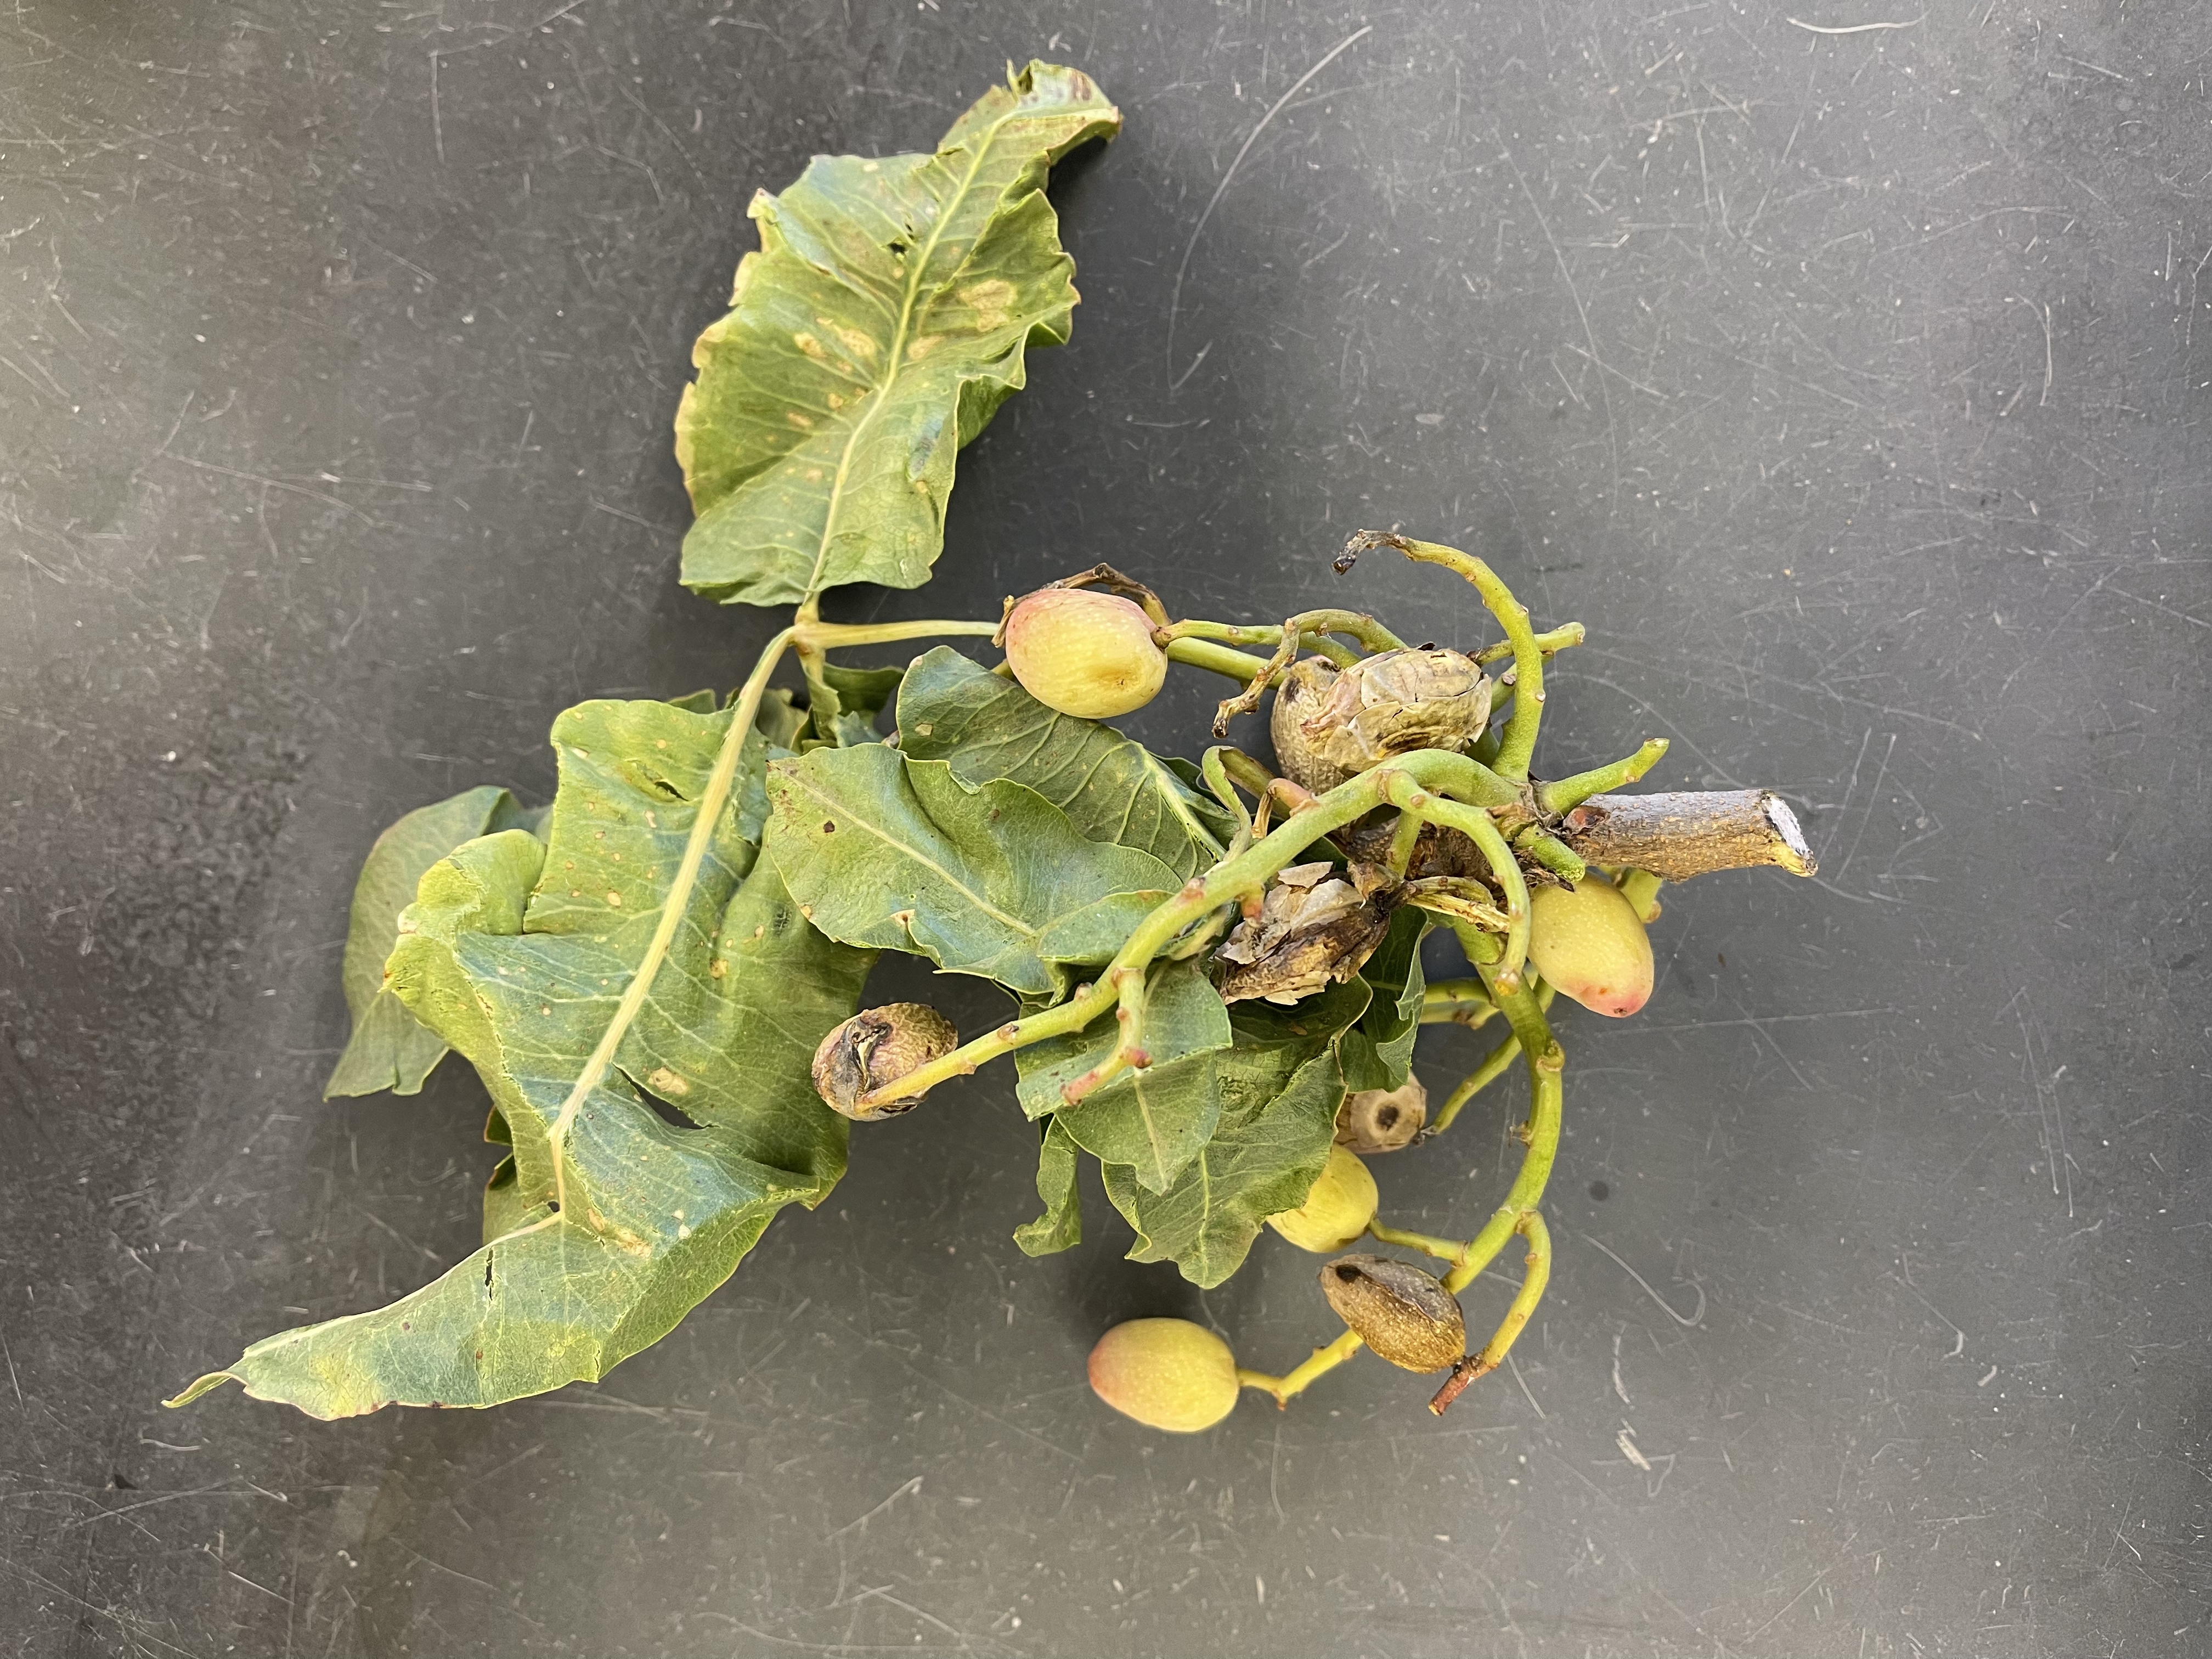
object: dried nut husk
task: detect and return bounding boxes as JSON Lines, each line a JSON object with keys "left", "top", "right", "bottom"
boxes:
{"left": 1528, "top": 879, "right": 1654, "bottom": 1018}
{"left": 1003, "top": 588, "right": 1167, "bottom": 719}
{"left": 1320, "top": 1254, "right": 1468, "bottom": 1373}
{"left": 1273, "top": 648, "right": 1492, "bottom": 793}
{"left": 1335, "top": 811, "right": 1486, "bottom": 882}
{"left": 1215, "top": 860, "right": 1395, "bottom": 1005}
{"left": 810, "top": 1003, "right": 959, "bottom": 1121}
{"left": 1086, "top": 1318, "right": 1240, "bottom": 1432}
{"left": 1266, "top": 1144, "right": 1379, "bottom": 1251}
{"left": 1336, "top": 1075, "right": 1428, "bottom": 1154}
{"left": 1270, "top": 656, "right": 1352, "bottom": 792}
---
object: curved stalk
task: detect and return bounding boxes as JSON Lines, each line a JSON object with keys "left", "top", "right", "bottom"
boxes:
{"left": 1538, "top": 737, "right": 1669, "bottom": 817}
{"left": 1425, "top": 982, "right": 1554, "bottom": 1136}
{"left": 1164, "top": 636, "right": 1270, "bottom": 684}
{"left": 1430, "top": 1211, "right": 1550, "bottom": 1414}
{"left": 1237, "top": 1330, "right": 1364, "bottom": 1407}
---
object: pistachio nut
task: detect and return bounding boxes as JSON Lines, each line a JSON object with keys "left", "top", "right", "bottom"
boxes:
{"left": 810, "top": 1002, "right": 959, "bottom": 1121}
{"left": 1319, "top": 1254, "right": 1468, "bottom": 1373}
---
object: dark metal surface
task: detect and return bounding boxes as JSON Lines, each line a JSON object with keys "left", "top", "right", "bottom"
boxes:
{"left": 5, "top": 2, "right": 2208, "bottom": 1654}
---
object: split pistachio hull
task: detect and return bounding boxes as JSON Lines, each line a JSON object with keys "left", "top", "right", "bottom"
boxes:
{"left": 1267, "top": 1143, "right": 1379, "bottom": 1251}
{"left": 1336, "top": 1075, "right": 1427, "bottom": 1154}
{"left": 1527, "top": 879, "right": 1654, "bottom": 1018}
{"left": 1087, "top": 1318, "right": 1240, "bottom": 1432}
{"left": 1003, "top": 588, "right": 1167, "bottom": 719}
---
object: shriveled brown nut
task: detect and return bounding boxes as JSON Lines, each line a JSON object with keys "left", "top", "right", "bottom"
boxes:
{"left": 810, "top": 1003, "right": 958, "bottom": 1121}
{"left": 1215, "top": 860, "right": 1395, "bottom": 1005}
{"left": 1335, "top": 1075, "right": 1427, "bottom": 1154}
{"left": 1319, "top": 1254, "right": 1467, "bottom": 1373}
{"left": 1280, "top": 647, "right": 1492, "bottom": 789}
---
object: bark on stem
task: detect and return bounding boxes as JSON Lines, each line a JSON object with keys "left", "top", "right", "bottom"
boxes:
{"left": 1560, "top": 789, "right": 1816, "bottom": 879}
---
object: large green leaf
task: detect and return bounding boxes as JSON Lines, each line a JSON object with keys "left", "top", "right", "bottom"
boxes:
{"left": 171, "top": 697, "right": 873, "bottom": 1418}
{"left": 896, "top": 647, "right": 1230, "bottom": 879}
{"left": 1097, "top": 988, "right": 1369, "bottom": 1287}
{"left": 674, "top": 63, "right": 1121, "bottom": 607}
{"left": 1339, "top": 906, "right": 1431, "bottom": 1092}
{"left": 1103, "top": 1051, "right": 1348, "bottom": 1290}
{"left": 762, "top": 744, "right": 1175, "bottom": 997}
{"left": 1012, "top": 1118, "right": 1083, "bottom": 1257}
{"left": 1013, "top": 958, "right": 1231, "bottom": 1192}
{"left": 324, "top": 785, "right": 536, "bottom": 1099}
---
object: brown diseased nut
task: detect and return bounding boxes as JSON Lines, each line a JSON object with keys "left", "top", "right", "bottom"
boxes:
{"left": 1336, "top": 1075, "right": 1428, "bottom": 1154}
{"left": 810, "top": 1003, "right": 958, "bottom": 1121}
{"left": 1319, "top": 1254, "right": 1468, "bottom": 1373}
{"left": 1272, "top": 648, "right": 1492, "bottom": 794}
{"left": 1003, "top": 588, "right": 1167, "bottom": 719}
{"left": 1215, "top": 860, "right": 1394, "bottom": 1005}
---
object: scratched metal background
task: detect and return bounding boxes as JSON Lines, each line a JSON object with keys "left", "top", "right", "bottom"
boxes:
{"left": 4, "top": 1, "right": 2209, "bottom": 1654}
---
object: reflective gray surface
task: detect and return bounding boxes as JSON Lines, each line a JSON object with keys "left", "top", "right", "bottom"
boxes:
{"left": 4, "top": 2, "right": 2208, "bottom": 1654}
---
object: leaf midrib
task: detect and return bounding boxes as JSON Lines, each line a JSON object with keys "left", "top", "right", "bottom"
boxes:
{"left": 796, "top": 99, "right": 1030, "bottom": 607}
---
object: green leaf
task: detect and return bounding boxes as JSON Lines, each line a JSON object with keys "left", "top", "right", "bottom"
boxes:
{"left": 1012, "top": 1118, "right": 1083, "bottom": 1256}
{"left": 171, "top": 697, "right": 874, "bottom": 1418}
{"left": 896, "top": 647, "right": 1229, "bottom": 879}
{"left": 1013, "top": 958, "right": 1231, "bottom": 1190}
{"left": 763, "top": 744, "right": 1176, "bottom": 997}
{"left": 1102, "top": 1051, "right": 1348, "bottom": 1289}
{"left": 1339, "top": 907, "right": 1431, "bottom": 1092}
{"left": 674, "top": 62, "right": 1120, "bottom": 607}
{"left": 804, "top": 661, "right": 906, "bottom": 748}
{"left": 325, "top": 785, "right": 535, "bottom": 1099}
{"left": 1033, "top": 888, "right": 1177, "bottom": 967}
{"left": 1217, "top": 978, "right": 1371, "bottom": 1115}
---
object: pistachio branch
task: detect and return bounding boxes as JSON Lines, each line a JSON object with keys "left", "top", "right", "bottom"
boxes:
{"left": 856, "top": 749, "right": 1520, "bottom": 1113}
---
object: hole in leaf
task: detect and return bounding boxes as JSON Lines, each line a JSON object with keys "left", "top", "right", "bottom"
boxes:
{"left": 638, "top": 1088, "right": 702, "bottom": 1131}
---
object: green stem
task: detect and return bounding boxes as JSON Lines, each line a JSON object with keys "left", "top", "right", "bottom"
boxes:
{"left": 1537, "top": 737, "right": 1669, "bottom": 816}
{"left": 1617, "top": 866, "right": 1664, "bottom": 922}
{"left": 1430, "top": 1211, "right": 1550, "bottom": 1414}
{"left": 1383, "top": 778, "right": 1531, "bottom": 991}
{"left": 1367, "top": 1220, "right": 1475, "bottom": 1267}
{"left": 1237, "top": 1330, "right": 1364, "bottom": 1407}
{"left": 1165, "top": 636, "right": 1270, "bottom": 684}
{"left": 1385, "top": 809, "right": 1424, "bottom": 877}
{"left": 1420, "top": 978, "right": 1497, "bottom": 1029}
{"left": 1439, "top": 975, "right": 1561, "bottom": 1300}
{"left": 1425, "top": 982, "right": 1554, "bottom": 1136}
{"left": 1475, "top": 622, "right": 1583, "bottom": 666}
{"left": 1199, "top": 747, "right": 1255, "bottom": 833}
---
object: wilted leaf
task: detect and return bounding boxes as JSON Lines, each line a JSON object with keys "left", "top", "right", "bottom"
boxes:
{"left": 763, "top": 744, "right": 1176, "bottom": 997}
{"left": 171, "top": 697, "right": 872, "bottom": 1418}
{"left": 324, "top": 785, "right": 536, "bottom": 1099}
{"left": 675, "top": 63, "right": 1120, "bottom": 607}
{"left": 1103, "top": 1051, "right": 1348, "bottom": 1289}
{"left": 1339, "top": 906, "right": 1431, "bottom": 1092}
{"left": 897, "top": 647, "right": 1229, "bottom": 879}
{"left": 1013, "top": 958, "right": 1231, "bottom": 1190}
{"left": 1012, "top": 1117, "right": 1083, "bottom": 1256}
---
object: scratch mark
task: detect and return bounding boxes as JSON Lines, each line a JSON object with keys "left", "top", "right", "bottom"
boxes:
{"left": 1165, "top": 26, "right": 1372, "bottom": 384}
{"left": 823, "top": 1475, "right": 921, "bottom": 1540}
{"left": 1583, "top": 1235, "right": 1706, "bottom": 1326}
{"left": 1786, "top": 13, "right": 1925, "bottom": 32}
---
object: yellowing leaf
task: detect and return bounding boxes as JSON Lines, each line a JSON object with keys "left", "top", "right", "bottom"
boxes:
{"left": 674, "top": 62, "right": 1120, "bottom": 607}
